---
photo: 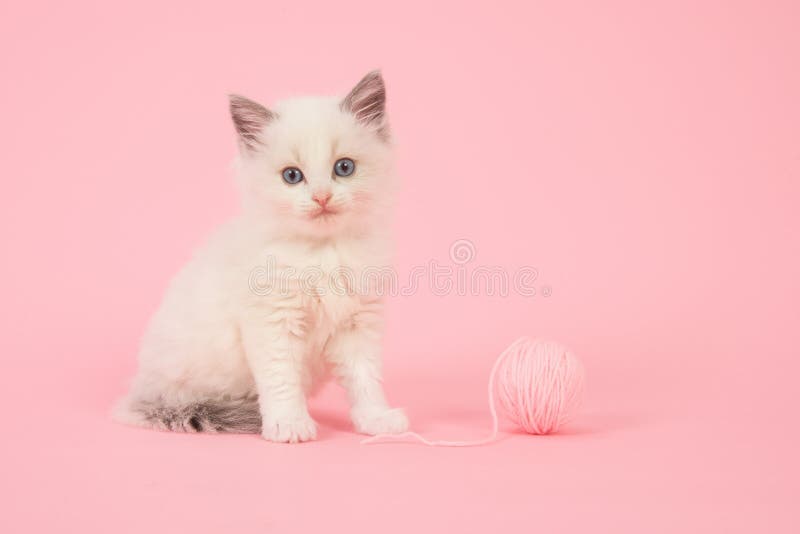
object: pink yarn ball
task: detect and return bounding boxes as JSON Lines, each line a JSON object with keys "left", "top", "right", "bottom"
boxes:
{"left": 362, "top": 336, "right": 586, "bottom": 447}
{"left": 494, "top": 337, "right": 585, "bottom": 435}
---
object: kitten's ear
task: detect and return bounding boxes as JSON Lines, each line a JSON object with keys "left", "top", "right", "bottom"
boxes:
{"left": 341, "top": 70, "right": 388, "bottom": 138}
{"left": 229, "top": 94, "right": 276, "bottom": 152}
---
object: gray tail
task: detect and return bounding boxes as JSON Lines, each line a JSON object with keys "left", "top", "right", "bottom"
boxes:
{"left": 128, "top": 396, "right": 262, "bottom": 434}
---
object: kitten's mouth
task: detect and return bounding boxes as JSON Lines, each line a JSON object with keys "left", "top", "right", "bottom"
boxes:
{"left": 310, "top": 207, "right": 339, "bottom": 220}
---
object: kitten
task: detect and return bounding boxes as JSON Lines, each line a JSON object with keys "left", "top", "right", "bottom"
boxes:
{"left": 115, "top": 71, "right": 408, "bottom": 443}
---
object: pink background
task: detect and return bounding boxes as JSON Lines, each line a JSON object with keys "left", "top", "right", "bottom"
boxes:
{"left": 2, "top": 1, "right": 799, "bottom": 532}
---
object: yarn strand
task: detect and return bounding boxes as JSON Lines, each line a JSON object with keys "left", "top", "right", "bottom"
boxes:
{"left": 360, "top": 337, "right": 531, "bottom": 447}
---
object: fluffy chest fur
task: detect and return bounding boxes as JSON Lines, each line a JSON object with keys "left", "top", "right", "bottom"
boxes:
{"left": 244, "top": 233, "right": 388, "bottom": 345}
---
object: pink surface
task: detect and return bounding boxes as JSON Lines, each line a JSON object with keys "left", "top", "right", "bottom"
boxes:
{"left": 2, "top": 1, "right": 799, "bottom": 532}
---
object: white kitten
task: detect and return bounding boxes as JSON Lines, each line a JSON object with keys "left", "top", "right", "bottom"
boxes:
{"left": 115, "top": 71, "right": 408, "bottom": 443}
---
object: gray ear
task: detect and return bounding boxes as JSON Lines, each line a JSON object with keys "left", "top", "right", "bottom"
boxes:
{"left": 341, "top": 70, "right": 388, "bottom": 138}
{"left": 229, "top": 94, "right": 275, "bottom": 151}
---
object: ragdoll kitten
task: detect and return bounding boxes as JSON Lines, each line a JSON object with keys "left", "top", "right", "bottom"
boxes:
{"left": 115, "top": 71, "right": 408, "bottom": 443}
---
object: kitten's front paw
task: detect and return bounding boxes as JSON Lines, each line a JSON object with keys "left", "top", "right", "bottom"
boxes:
{"left": 352, "top": 407, "right": 409, "bottom": 436}
{"left": 262, "top": 413, "right": 317, "bottom": 443}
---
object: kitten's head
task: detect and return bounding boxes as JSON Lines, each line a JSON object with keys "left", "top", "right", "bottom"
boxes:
{"left": 231, "top": 71, "right": 393, "bottom": 240}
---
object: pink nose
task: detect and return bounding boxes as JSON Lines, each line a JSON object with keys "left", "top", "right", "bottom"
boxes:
{"left": 313, "top": 192, "right": 332, "bottom": 207}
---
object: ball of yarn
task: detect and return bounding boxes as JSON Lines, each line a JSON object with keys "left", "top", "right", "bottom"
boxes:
{"left": 493, "top": 337, "right": 585, "bottom": 434}
{"left": 362, "top": 336, "right": 586, "bottom": 447}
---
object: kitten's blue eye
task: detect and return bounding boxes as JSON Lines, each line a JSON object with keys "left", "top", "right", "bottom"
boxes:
{"left": 333, "top": 158, "right": 356, "bottom": 177}
{"left": 282, "top": 167, "right": 304, "bottom": 185}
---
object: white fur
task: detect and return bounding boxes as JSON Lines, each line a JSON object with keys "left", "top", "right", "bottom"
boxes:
{"left": 116, "top": 76, "right": 408, "bottom": 442}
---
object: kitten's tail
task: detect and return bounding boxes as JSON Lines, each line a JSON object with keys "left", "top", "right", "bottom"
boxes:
{"left": 114, "top": 395, "right": 262, "bottom": 434}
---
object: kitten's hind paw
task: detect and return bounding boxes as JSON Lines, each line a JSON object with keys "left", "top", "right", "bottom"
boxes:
{"left": 352, "top": 407, "right": 409, "bottom": 436}
{"left": 262, "top": 413, "right": 318, "bottom": 443}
